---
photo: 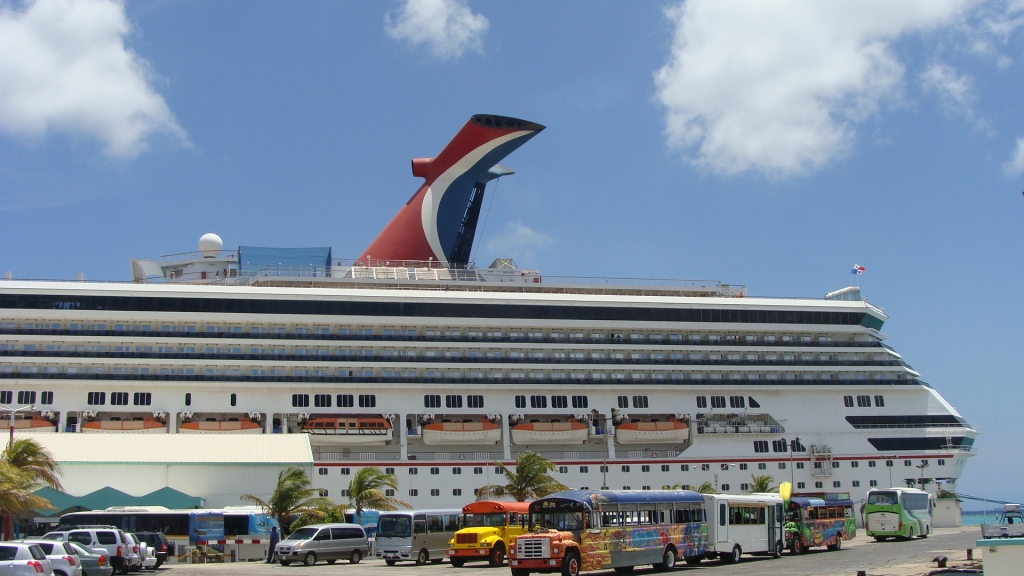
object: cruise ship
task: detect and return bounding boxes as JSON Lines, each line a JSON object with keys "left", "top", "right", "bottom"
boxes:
{"left": 0, "top": 115, "right": 975, "bottom": 509}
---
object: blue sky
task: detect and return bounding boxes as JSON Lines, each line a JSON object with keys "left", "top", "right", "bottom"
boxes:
{"left": 1, "top": 0, "right": 1022, "bottom": 506}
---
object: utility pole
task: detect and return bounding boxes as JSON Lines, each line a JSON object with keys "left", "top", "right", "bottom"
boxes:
{"left": 2, "top": 403, "right": 35, "bottom": 446}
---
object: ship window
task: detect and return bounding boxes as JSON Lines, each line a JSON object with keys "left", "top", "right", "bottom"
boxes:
{"left": 729, "top": 396, "right": 745, "bottom": 409}
{"left": 40, "top": 391, "right": 53, "bottom": 405}
{"left": 580, "top": 466, "right": 589, "bottom": 473}
{"left": 748, "top": 397, "right": 760, "bottom": 408}
{"left": 430, "top": 489, "right": 440, "bottom": 496}
{"left": 359, "top": 394, "right": 376, "bottom": 408}
{"left": 408, "top": 467, "right": 418, "bottom": 475}
{"left": 796, "top": 462, "right": 805, "bottom": 469}
{"left": 530, "top": 395, "right": 547, "bottom": 409}
{"left": 515, "top": 395, "right": 526, "bottom": 408}
{"left": 336, "top": 394, "right": 354, "bottom": 408}
{"left": 797, "top": 482, "right": 805, "bottom": 489}
{"left": 696, "top": 396, "right": 707, "bottom": 409}
{"left": 844, "top": 395, "right": 854, "bottom": 407}
{"left": 424, "top": 395, "right": 441, "bottom": 408}
{"left": 571, "top": 395, "right": 588, "bottom": 409}
{"left": 870, "top": 480, "right": 878, "bottom": 487}
{"left": 445, "top": 395, "right": 462, "bottom": 409}
{"left": 314, "top": 394, "right": 330, "bottom": 408}
{"left": 551, "top": 396, "right": 568, "bottom": 409}
{"left": 409, "top": 489, "right": 418, "bottom": 496}
{"left": 815, "top": 482, "right": 823, "bottom": 489}
{"left": 778, "top": 463, "right": 786, "bottom": 469}
{"left": 631, "top": 396, "right": 648, "bottom": 409}
{"left": 318, "top": 468, "right": 327, "bottom": 475}
{"left": 710, "top": 396, "right": 726, "bottom": 409}
{"left": 467, "top": 395, "right": 484, "bottom": 408}
{"left": 339, "top": 468, "right": 350, "bottom": 475}
{"left": 292, "top": 394, "right": 309, "bottom": 408}
{"left": 86, "top": 391, "right": 106, "bottom": 405}
{"left": 474, "top": 467, "right": 483, "bottom": 474}
{"left": 111, "top": 392, "right": 129, "bottom": 406}
{"left": 772, "top": 440, "right": 788, "bottom": 453}
{"left": 453, "top": 467, "right": 462, "bottom": 474}
{"left": 857, "top": 395, "right": 871, "bottom": 407}
{"left": 874, "top": 395, "right": 885, "bottom": 407}
{"left": 133, "top": 392, "right": 152, "bottom": 406}
{"left": 430, "top": 467, "right": 439, "bottom": 475}
{"left": 17, "top": 391, "right": 36, "bottom": 404}
{"left": 185, "top": 392, "right": 191, "bottom": 406}
{"left": 622, "top": 465, "right": 630, "bottom": 472}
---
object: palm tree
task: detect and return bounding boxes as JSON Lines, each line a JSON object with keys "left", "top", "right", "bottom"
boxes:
{"left": 347, "top": 467, "right": 409, "bottom": 524}
{"left": 289, "top": 503, "right": 347, "bottom": 532}
{"left": 476, "top": 452, "right": 567, "bottom": 502}
{"left": 3, "top": 438, "right": 62, "bottom": 491}
{"left": 240, "top": 467, "right": 332, "bottom": 535}
{"left": 747, "top": 474, "right": 777, "bottom": 493}
{"left": 696, "top": 481, "right": 716, "bottom": 494}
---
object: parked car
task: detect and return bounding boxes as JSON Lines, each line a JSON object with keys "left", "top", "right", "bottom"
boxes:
{"left": 132, "top": 533, "right": 171, "bottom": 569}
{"left": 0, "top": 542, "right": 55, "bottom": 576}
{"left": 276, "top": 523, "right": 369, "bottom": 566}
{"left": 18, "top": 541, "right": 82, "bottom": 576}
{"left": 66, "top": 543, "right": 113, "bottom": 576}
{"left": 42, "top": 527, "right": 130, "bottom": 575}
{"left": 120, "top": 535, "right": 142, "bottom": 572}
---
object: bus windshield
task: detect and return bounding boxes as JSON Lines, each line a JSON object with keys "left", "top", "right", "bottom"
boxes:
{"left": 377, "top": 516, "right": 412, "bottom": 538}
{"left": 530, "top": 512, "right": 583, "bottom": 532}
{"left": 464, "top": 513, "right": 506, "bottom": 527}
{"left": 868, "top": 491, "right": 899, "bottom": 505}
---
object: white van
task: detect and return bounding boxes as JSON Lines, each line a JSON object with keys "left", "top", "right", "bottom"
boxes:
{"left": 703, "top": 493, "right": 785, "bottom": 563}
{"left": 276, "top": 523, "right": 369, "bottom": 566}
{"left": 375, "top": 509, "right": 461, "bottom": 565}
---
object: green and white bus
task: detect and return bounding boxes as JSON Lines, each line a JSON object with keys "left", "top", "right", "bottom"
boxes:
{"left": 864, "top": 488, "right": 933, "bottom": 541}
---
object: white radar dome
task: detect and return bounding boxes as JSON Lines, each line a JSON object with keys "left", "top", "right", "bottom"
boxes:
{"left": 198, "top": 233, "right": 223, "bottom": 258}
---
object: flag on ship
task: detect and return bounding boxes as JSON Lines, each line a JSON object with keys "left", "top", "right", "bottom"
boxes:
{"left": 851, "top": 264, "right": 865, "bottom": 274}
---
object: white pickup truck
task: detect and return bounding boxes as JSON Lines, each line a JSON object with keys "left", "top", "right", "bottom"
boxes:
{"left": 980, "top": 503, "right": 1024, "bottom": 539}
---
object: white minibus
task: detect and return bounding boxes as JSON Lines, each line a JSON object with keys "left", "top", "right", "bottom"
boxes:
{"left": 702, "top": 493, "right": 785, "bottom": 563}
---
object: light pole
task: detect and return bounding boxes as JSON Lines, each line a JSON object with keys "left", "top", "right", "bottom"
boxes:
{"left": 1, "top": 403, "right": 35, "bottom": 446}
{"left": 715, "top": 463, "right": 737, "bottom": 492}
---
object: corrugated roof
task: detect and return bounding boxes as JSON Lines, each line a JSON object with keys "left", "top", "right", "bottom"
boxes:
{"left": 30, "top": 434, "right": 313, "bottom": 465}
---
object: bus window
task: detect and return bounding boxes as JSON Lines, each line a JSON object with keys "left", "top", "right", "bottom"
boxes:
{"left": 757, "top": 508, "right": 766, "bottom": 524}
{"left": 428, "top": 515, "right": 444, "bottom": 533}
{"left": 413, "top": 515, "right": 426, "bottom": 535}
{"left": 807, "top": 508, "right": 818, "bottom": 520}
{"left": 868, "top": 491, "right": 898, "bottom": 505}
{"left": 720, "top": 504, "right": 727, "bottom": 526}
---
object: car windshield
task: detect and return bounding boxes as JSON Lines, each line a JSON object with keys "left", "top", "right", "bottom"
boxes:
{"left": 69, "top": 543, "right": 93, "bottom": 557}
{"left": 377, "top": 516, "right": 412, "bottom": 538}
{"left": 868, "top": 491, "right": 899, "bottom": 505}
{"left": 530, "top": 512, "right": 583, "bottom": 532}
{"left": 464, "top": 513, "right": 506, "bottom": 527}
{"left": 286, "top": 528, "right": 318, "bottom": 541}
{"left": 41, "top": 533, "right": 64, "bottom": 541}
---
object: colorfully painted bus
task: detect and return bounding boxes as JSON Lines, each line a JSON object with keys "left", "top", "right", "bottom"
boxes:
{"left": 783, "top": 493, "right": 856, "bottom": 554}
{"left": 447, "top": 500, "right": 530, "bottom": 567}
{"left": 508, "top": 490, "right": 708, "bottom": 576}
{"left": 703, "top": 493, "right": 785, "bottom": 563}
{"left": 864, "top": 487, "right": 933, "bottom": 541}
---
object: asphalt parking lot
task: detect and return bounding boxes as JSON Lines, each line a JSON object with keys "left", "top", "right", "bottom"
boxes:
{"left": 155, "top": 526, "right": 982, "bottom": 576}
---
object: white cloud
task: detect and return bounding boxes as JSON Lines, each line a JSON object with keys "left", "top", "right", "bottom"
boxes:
{"left": 1003, "top": 138, "right": 1024, "bottom": 175}
{"left": 654, "top": 0, "right": 972, "bottom": 178}
{"left": 919, "top": 62, "right": 987, "bottom": 129}
{"left": 485, "top": 220, "right": 554, "bottom": 262}
{"left": 0, "top": 0, "right": 185, "bottom": 159}
{"left": 385, "top": 0, "right": 488, "bottom": 60}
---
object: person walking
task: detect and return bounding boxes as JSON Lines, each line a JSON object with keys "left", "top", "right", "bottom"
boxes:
{"left": 266, "top": 527, "right": 280, "bottom": 563}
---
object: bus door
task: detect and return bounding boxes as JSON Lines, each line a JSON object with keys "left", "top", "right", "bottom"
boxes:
{"left": 718, "top": 502, "right": 728, "bottom": 542}
{"left": 765, "top": 502, "right": 775, "bottom": 550}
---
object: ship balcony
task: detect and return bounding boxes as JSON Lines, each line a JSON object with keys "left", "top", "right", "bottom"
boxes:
{"left": 695, "top": 412, "right": 785, "bottom": 435}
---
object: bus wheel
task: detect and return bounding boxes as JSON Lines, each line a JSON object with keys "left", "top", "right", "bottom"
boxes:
{"left": 450, "top": 558, "right": 465, "bottom": 567}
{"left": 773, "top": 540, "right": 783, "bottom": 558}
{"left": 561, "top": 550, "right": 581, "bottom": 576}
{"left": 488, "top": 543, "right": 506, "bottom": 567}
{"left": 416, "top": 549, "right": 429, "bottom": 565}
{"left": 827, "top": 535, "right": 842, "bottom": 551}
{"left": 683, "top": 555, "right": 702, "bottom": 566}
{"left": 303, "top": 552, "right": 317, "bottom": 566}
{"left": 921, "top": 526, "right": 930, "bottom": 539}
{"left": 721, "top": 545, "right": 741, "bottom": 564}
{"left": 653, "top": 545, "right": 676, "bottom": 571}
{"left": 790, "top": 541, "right": 804, "bottom": 555}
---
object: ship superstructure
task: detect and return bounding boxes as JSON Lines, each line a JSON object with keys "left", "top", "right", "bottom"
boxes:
{"left": 0, "top": 115, "right": 975, "bottom": 509}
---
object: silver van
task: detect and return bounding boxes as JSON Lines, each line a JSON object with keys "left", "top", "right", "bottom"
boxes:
{"left": 376, "top": 509, "right": 461, "bottom": 565}
{"left": 276, "top": 523, "right": 368, "bottom": 566}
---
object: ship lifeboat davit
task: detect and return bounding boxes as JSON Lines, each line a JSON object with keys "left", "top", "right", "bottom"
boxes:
{"left": 301, "top": 417, "right": 392, "bottom": 445}
{"left": 421, "top": 419, "right": 500, "bottom": 445}
{"left": 82, "top": 417, "right": 167, "bottom": 434}
{"left": 614, "top": 418, "right": 689, "bottom": 444}
{"left": 179, "top": 417, "right": 263, "bottom": 434}
{"left": 511, "top": 419, "right": 589, "bottom": 445}
{"left": 0, "top": 416, "right": 56, "bottom": 434}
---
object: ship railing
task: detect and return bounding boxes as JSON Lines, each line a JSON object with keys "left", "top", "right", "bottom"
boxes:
{"left": 316, "top": 452, "right": 401, "bottom": 462}
{"left": 159, "top": 250, "right": 237, "bottom": 263}
{"left": 407, "top": 452, "right": 503, "bottom": 461}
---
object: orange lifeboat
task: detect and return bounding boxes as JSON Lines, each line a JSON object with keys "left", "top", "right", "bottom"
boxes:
{"left": 421, "top": 419, "right": 500, "bottom": 445}
{"left": 614, "top": 418, "right": 689, "bottom": 444}
{"left": 179, "top": 417, "right": 262, "bottom": 434}
{"left": 511, "top": 418, "right": 589, "bottom": 445}
{"left": 82, "top": 417, "right": 166, "bottom": 434}
{"left": 301, "top": 417, "right": 392, "bottom": 445}
{"left": 0, "top": 415, "right": 56, "bottom": 434}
